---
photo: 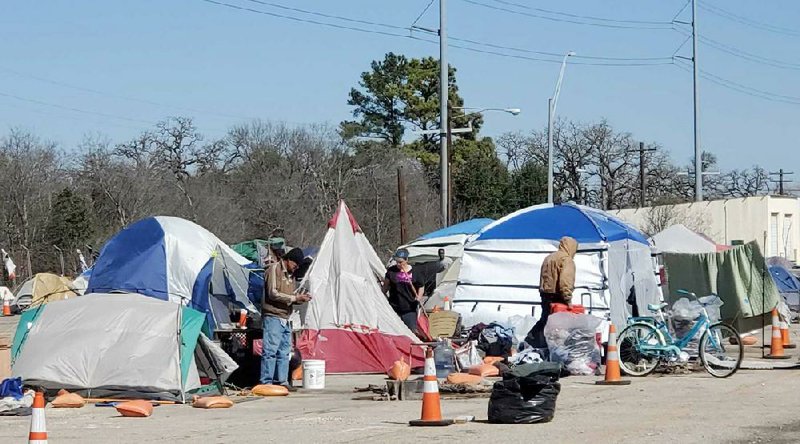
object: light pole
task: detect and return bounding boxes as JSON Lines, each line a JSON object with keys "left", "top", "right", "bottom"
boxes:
{"left": 547, "top": 51, "right": 576, "bottom": 204}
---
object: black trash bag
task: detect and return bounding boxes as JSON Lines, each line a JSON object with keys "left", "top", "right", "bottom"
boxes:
{"left": 477, "top": 323, "right": 515, "bottom": 357}
{"left": 488, "top": 362, "right": 561, "bottom": 424}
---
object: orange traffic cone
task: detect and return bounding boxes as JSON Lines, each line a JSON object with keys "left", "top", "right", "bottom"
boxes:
{"left": 409, "top": 347, "right": 453, "bottom": 427}
{"left": 780, "top": 318, "right": 796, "bottom": 349}
{"left": 596, "top": 323, "right": 631, "bottom": 386}
{"left": 2, "top": 298, "right": 10, "bottom": 316}
{"left": 766, "top": 308, "right": 791, "bottom": 359}
{"left": 28, "top": 392, "right": 47, "bottom": 444}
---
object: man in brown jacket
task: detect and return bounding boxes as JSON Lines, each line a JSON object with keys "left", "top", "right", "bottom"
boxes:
{"left": 526, "top": 236, "right": 578, "bottom": 349}
{"left": 260, "top": 248, "right": 311, "bottom": 389}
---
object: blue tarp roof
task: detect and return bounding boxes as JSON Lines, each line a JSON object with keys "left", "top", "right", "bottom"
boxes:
{"left": 770, "top": 265, "right": 800, "bottom": 294}
{"left": 418, "top": 218, "right": 494, "bottom": 240}
{"left": 477, "top": 203, "right": 649, "bottom": 244}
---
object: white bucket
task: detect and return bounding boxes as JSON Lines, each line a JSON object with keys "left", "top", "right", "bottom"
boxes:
{"left": 302, "top": 360, "right": 326, "bottom": 390}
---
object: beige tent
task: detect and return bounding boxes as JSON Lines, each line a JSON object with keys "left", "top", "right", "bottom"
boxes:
{"left": 13, "top": 273, "right": 78, "bottom": 311}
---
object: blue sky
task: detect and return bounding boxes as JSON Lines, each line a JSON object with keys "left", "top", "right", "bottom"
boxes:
{"left": 1, "top": 0, "right": 798, "bottom": 171}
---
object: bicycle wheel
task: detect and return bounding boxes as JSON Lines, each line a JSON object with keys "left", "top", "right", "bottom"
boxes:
{"left": 617, "top": 323, "right": 663, "bottom": 376}
{"left": 699, "top": 322, "right": 743, "bottom": 378}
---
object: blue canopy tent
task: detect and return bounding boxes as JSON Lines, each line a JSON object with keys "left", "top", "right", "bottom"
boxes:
{"left": 454, "top": 203, "right": 662, "bottom": 330}
{"left": 770, "top": 265, "right": 800, "bottom": 310}
{"left": 401, "top": 218, "right": 494, "bottom": 264}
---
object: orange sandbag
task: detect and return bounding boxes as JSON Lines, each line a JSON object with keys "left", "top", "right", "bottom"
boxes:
{"left": 741, "top": 336, "right": 757, "bottom": 346}
{"left": 252, "top": 384, "right": 289, "bottom": 397}
{"left": 387, "top": 360, "right": 411, "bottom": 381}
{"left": 52, "top": 392, "right": 85, "bottom": 408}
{"left": 446, "top": 373, "right": 482, "bottom": 385}
{"left": 291, "top": 366, "right": 303, "bottom": 381}
{"left": 483, "top": 356, "right": 504, "bottom": 365}
{"left": 115, "top": 400, "right": 154, "bottom": 417}
{"left": 468, "top": 363, "right": 499, "bottom": 377}
{"left": 192, "top": 396, "right": 234, "bottom": 409}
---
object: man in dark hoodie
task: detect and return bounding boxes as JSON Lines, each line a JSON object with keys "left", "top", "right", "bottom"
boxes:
{"left": 526, "top": 236, "right": 578, "bottom": 349}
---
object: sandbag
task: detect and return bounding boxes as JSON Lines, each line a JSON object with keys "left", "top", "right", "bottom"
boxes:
{"left": 52, "top": 392, "right": 85, "bottom": 408}
{"left": 468, "top": 363, "right": 499, "bottom": 377}
{"left": 192, "top": 396, "right": 233, "bottom": 409}
{"left": 446, "top": 373, "right": 482, "bottom": 385}
{"left": 291, "top": 366, "right": 303, "bottom": 381}
{"left": 387, "top": 360, "right": 411, "bottom": 381}
{"left": 252, "top": 384, "right": 289, "bottom": 397}
{"left": 115, "top": 400, "right": 154, "bottom": 418}
{"left": 488, "top": 362, "right": 562, "bottom": 424}
{"left": 483, "top": 356, "right": 504, "bottom": 365}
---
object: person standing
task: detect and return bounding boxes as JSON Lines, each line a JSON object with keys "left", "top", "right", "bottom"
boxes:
{"left": 382, "top": 248, "right": 423, "bottom": 330}
{"left": 261, "top": 247, "right": 311, "bottom": 389}
{"left": 526, "top": 236, "right": 578, "bottom": 349}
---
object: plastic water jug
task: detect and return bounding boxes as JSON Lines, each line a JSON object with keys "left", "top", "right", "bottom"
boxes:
{"left": 434, "top": 342, "right": 455, "bottom": 378}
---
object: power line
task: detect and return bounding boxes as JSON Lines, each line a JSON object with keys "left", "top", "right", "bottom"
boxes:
{"left": 0, "top": 66, "right": 258, "bottom": 120}
{"left": 700, "top": 36, "right": 800, "bottom": 71}
{"left": 0, "top": 91, "right": 159, "bottom": 124}
{"left": 411, "top": 0, "right": 436, "bottom": 28}
{"left": 698, "top": 1, "right": 800, "bottom": 37}
{"left": 202, "top": 0, "right": 675, "bottom": 66}
{"left": 243, "top": 0, "right": 406, "bottom": 31}
{"left": 458, "top": 0, "right": 673, "bottom": 29}
{"left": 674, "top": 60, "right": 800, "bottom": 105}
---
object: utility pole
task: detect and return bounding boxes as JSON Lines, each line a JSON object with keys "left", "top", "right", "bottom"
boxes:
{"left": 691, "top": 0, "right": 702, "bottom": 202}
{"left": 397, "top": 167, "right": 408, "bottom": 244}
{"left": 770, "top": 169, "right": 794, "bottom": 195}
{"left": 439, "top": 0, "right": 449, "bottom": 227}
{"left": 627, "top": 142, "right": 657, "bottom": 207}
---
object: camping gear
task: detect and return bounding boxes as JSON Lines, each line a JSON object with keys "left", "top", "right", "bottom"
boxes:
{"left": 12, "top": 273, "right": 78, "bottom": 312}
{"left": 544, "top": 312, "right": 602, "bottom": 376}
{"left": 0, "top": 377, "right": 23, "bottom": 400}
{"left": 115, "top": 400, "right": 154, "bottom": 417}
{"left": 251, "top": 385, "right": 289, "bottom": 396}
{"left": 650, "top": 224, "right": 725, "bottom": 254}
{"left": 476, "top": 323, "right": 516, "bottom": 357}
{"left": 487, "top": 362, "right": 561, "bottom": 424}
{"left": 0, "top": 389, "right": 33, "bottom": 413}
{"left": 302, "top": 360, "right": 326, "bottom": 389}
{"left": 455, "top": 203, "right": 662, "bottom": 332}
{"left": 769, "top": 263, "right": 800, "bottom": 310}
{"left": 12, "top": 293, "right": 238, "bottom": 402}
{"left": 427, "top": 311, "right": 460, "bottom": 338}
{"left": 662, "top": 241, "right": 779, "bottom": 333}
{"left": 295, "top": 201, "right": 422, "bottom": 373}
{"left": 86, "top": 216, "right": 259, "bottom": 331}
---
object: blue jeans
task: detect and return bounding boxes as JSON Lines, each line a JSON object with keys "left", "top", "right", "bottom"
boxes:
{"left": 260, "top": 315, "right": 292, "bottom": 385}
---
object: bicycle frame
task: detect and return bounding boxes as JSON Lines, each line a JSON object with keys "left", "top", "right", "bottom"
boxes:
{"left": 627, "top": 304, "right": 716, "bottom": 359}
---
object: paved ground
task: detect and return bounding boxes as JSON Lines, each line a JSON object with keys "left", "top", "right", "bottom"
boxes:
{"left": 2, "top": 315, "right": 800, "bottom": 443}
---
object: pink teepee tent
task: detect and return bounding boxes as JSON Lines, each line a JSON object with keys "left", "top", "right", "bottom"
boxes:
{"left": 296, "top": 201, "right": 423, "bottom": 373}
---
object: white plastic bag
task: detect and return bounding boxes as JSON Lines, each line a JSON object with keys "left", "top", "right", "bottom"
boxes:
{"left": 454, "top": 340, "right": 482, "bottom": 371}
{"left": 544, "top": 312, "right": 602, "bottom": 376}
{"left": 507, "top": 315, "right": 536, "bottom": 344}
{"left": 670, "top": 295, "right": 723, "bottom": 356}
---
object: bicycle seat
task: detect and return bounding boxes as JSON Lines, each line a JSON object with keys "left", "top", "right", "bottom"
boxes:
{"left": 647, "top": 302, "right": 668, "bottom": 312}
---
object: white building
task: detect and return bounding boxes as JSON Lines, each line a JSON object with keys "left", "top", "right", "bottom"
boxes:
{"left": 609, "top": 196, "right": 800, "bottom": 262}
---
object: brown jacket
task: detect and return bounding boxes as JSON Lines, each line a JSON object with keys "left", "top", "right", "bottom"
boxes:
{"left": 262, "top": 260, "right": 296, "bottom": 319}
{"left": 539, "top": 237, "right": 577, "bottom": 304}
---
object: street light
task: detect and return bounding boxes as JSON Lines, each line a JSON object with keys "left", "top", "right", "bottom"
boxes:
{"left": 547, "top": 51, "right": 576, "bottom": 204}
{"left": 453, "top": 107, "right": 521, "bottom": 116}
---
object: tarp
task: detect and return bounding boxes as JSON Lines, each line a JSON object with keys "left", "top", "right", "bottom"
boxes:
{"left": 769, "top": 265, "right": 800, "bottom": 309}
{"left": 296, "top": 200, "right": 421, "bottom": 373}
{"left": 454, "top": 203, "right": 661, "bottom": 330}
{"left": 401, "top": 218, "right": 494, "bottom": 264}
{"left": 14, "top": 273, "right": 78, "bottom": 309}
{"left": 650, "top": 224, "right": 719, "bottom": 254}
{"left": 12, "top": 293, "right": 237, "bottom": 401}
{"left": 231, "top": 239, "right": 268, "bottom": 263}
{"left": 71, "top": 268, "right": 91, "bottom": 296}
{"left": 87, "top": 216, "right": 257, "bottom": 330}
{"left": 662, "top": 241, "right": 780, "bottom": 332}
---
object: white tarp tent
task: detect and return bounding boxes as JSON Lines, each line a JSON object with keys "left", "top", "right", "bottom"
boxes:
{"left": 650, "top": 224, "right": 719, "bottom": 254}
{"left": 12, "top": 293, "right": 237, "bottom": 401}
{"left": 295, "top": 201, "right": 421, "bottom": 373}
{"left": 454, "top": 203, "right": 662, "bottom": 331}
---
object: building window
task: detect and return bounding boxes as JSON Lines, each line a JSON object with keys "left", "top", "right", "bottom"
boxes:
{"left": 770, "top": 213, "right": 779, "bottom": 256}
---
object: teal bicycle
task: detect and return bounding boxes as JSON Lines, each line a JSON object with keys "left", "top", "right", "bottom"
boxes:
{"left": 617, "top": 289, "right": 743, "bottom": 378}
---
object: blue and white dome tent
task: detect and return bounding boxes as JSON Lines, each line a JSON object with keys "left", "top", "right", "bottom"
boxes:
{"left": 454, "top": 203, "right": 662, "bottom": 331}
{"left": 87, "top": 216, "right": 258, "bottom": 331}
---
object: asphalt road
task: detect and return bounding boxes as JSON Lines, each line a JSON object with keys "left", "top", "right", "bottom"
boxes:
{"left": 2, "top": 314, "right": 799, "bottom": 443}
